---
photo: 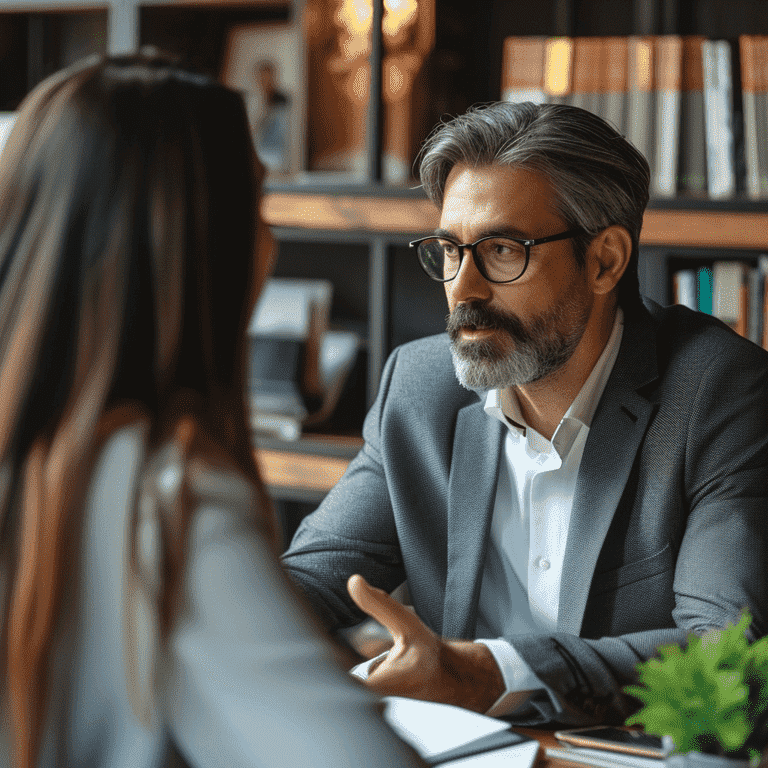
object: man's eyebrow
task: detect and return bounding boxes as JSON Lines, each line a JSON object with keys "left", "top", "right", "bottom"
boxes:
{"left": 432, "top": 226, "right": 530, "bottom": 240}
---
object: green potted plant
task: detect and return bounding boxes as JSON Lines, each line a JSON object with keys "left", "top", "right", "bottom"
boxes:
{"left": 624, "top": 611, "right": 768, "bottom": 767}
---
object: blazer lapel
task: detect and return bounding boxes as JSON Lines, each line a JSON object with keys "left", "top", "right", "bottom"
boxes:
{"left": 442, "top": 400, "right": 505, "bottom": 639}
{"left": 557, "top": 307, "right": 660, "bottom": 636}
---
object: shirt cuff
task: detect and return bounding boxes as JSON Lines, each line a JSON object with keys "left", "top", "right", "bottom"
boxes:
{"left": 350, "top": 651, "right": 388, "bottom": 681}
{"left": 475, "top": 638, "right": 546, "bottom": 717}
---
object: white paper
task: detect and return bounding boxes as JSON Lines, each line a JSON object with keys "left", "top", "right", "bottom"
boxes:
{"left": 248, "top": 278, "right": 332, "bottom": 339}
{"left": 545, "top": 746, "right": 664, "bottom": 768}
{"left": 441, "top": 742, "right": 540, "bottom": 768}
{"left": 382, "top": 697, "right": 539, "bottom": 767}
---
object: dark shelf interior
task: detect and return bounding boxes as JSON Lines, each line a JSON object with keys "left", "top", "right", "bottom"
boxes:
{"left": 139, "top": 2, "right": 289, "bottom": 80}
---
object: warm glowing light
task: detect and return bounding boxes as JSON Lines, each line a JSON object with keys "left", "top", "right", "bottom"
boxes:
{"left": 352, "top": 66, "right": 369, "bottom": 101}
{"left": 335, "top": 0, "right": 420, "bottom": 62}
{"left": 336, "top": 0, "right": 373, "bottom": 36}
{"left": 388, "top": 62, "right": 404, "bottom": 94}
{"left": 635, "top": 41, "right": 652, "bottom": 91}
{"left": 383, "top": 0, "right": 418, "bottom": 37}
{"left": 544, "top": 38, "right": 572, "bottom": 97}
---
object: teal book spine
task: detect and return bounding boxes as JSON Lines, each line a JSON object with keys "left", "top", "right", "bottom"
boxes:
{"left": 698, "top": 266, "right": 713, "bottom": 314}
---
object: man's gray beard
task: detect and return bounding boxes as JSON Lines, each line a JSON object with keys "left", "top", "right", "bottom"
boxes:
{"left": 449, "top": 298, "right": 590, "bottom": 391}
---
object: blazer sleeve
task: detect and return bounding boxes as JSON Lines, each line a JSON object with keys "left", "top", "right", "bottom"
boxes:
{"left": 501, "top": 344, "right": 768, "bottom": 728}
{"left": 282, "top": 346, "right": 409, "bottom": 632}
{"left": 162, "top": 466, "right": 422, "bottom": 768}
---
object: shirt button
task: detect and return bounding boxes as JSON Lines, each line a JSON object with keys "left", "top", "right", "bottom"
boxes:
{"left": 539, "top": 558, "right": 551, "bottom": 570}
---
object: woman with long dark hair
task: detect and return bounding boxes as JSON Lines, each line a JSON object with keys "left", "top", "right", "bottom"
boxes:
{"left": 0, "top": 51, "right": 420, "bottom": 768}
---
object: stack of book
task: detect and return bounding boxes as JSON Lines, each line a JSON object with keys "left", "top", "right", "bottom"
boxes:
{"left": 500, "top": 35, "right": 768, "bottom": 200}
{"left": 671, "top": 256, "right": 768, "bottom": 348}
{"left": 247, "top": 278, "right": 361, "bottom": 440}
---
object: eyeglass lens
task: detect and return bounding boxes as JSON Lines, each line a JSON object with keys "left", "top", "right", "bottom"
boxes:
{"left": 417, "top": 238, "right": 528, "bottom": 283}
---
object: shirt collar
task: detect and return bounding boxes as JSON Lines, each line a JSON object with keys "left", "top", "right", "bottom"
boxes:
{"left": 484, "top": 308, "right": 625, "bottom": 446}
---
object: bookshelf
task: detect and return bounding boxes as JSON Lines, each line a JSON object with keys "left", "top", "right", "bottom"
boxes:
{"left": 4, "top": 0, "right": 768, "bottom": 518}
{"left": 265, "top": 188, "right": 768, "bottom": 246}
{"left": 264, "top": 185, "right": 768, "bottom": 318}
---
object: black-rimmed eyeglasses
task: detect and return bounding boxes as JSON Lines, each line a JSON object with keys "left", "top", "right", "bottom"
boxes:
{"left": 409, "top": 229, "right": 584, "bottom": 284}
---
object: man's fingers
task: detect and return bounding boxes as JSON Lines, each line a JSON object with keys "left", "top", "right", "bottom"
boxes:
{"left": 347, "top": 574, "right": 429, "bottom": 644}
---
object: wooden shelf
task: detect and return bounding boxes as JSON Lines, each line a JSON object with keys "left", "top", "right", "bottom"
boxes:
{"left": 262, "top": 191, "right": 440, "bottom": 235}
{"left": 263, "top": 190, "right": 768, "bottom": 250}
{"left": 254, "top": 434, "right": 363, "bottom": 502}
{"left": 640, "top": 209, "right": 768, "bottom": 250}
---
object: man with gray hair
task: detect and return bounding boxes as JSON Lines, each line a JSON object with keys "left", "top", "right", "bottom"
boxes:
{"left": 282, "top": 102, "right": 768, "bottom": 725}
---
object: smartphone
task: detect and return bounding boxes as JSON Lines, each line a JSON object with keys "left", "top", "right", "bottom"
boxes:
{"left": 554, "top": 726, "right": 666, "bottom": 758}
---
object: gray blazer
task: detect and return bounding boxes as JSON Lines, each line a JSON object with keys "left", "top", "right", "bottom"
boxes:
{"left": 27, "top": 422, "right": 420, "bottom": 768}
{"left": 283, "top": 299, "right": 768, "bottom": 727}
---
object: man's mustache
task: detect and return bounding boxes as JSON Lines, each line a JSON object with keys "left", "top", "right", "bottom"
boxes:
{"left": 446, "top": 302, "right": 533, "bottom": 345}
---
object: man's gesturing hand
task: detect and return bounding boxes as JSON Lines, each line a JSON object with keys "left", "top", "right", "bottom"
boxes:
{"left": 347, "top": 574, "right": 505, "bottom": 713}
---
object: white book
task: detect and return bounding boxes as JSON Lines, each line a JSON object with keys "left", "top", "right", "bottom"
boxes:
{"left": 703, "top": 40, "right": 737, "bottom": 199}
{"left": 713, "top": 260, "right": 747, "bottom": 329}
{"left": 742, "top": 87, "right": 761, "bottom": 198}
{"left": 652, "top": 37, "right": 683, "bottom": 198}
{"left": 249, "top": 278, "right": 333, "bottom": 340}
{"left": 740, "top": 36, "right": 761, "bottom": 198}
{"left": 673, "top": 269, "right": 697, "bottom": 309}
{"left": 654, "top": 89, "right": 682, "bottom": 197}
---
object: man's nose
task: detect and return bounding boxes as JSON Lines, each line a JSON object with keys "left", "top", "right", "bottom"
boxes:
{"left": 446, "top": 248, "right": 492, "bottom": 305}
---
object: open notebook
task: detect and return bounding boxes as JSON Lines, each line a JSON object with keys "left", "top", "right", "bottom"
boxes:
{"left": 383, "top": 697, "right": 540, "bottom": 768}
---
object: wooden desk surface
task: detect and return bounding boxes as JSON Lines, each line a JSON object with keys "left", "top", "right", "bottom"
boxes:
{"left": 518, "top": 729, "right": 584, "bottom": 767}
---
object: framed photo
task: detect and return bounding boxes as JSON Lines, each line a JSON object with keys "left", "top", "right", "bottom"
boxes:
{"left": 221, "top": 20, "right": 307, "bottom": 177}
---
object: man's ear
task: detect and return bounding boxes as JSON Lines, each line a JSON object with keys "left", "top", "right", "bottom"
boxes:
{"left": 587, "top": 225, "right": 632, "bottom": 297}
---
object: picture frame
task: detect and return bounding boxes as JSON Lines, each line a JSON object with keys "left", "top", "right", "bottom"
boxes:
{"left": 221, "top": 19, "right": 307, "bottom": 177}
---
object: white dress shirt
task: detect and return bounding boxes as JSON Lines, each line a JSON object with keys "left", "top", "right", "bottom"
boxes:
{"left": 352, "top": 310, "right": 624, "bottom": 717}
{"left": 475, "top": 308, "right": 624, "bottom": 716}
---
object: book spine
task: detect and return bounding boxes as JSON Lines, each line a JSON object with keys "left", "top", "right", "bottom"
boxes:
{"left": 653, "top": 36, "right": 683, "bottom": 198}
{"left": 673, "top": 269, "right": 698, "bottom": 309}
{"left": 678, "top": 36, "right": 707, "bottom": 194}
{"left": 570, "top": 37, "right": 601, "bottom": 114}
{"left": 738, "top": 266, "right": 749, "bottom": 338}
{"left": 760, "top": 256, "right": 768, "bottom": 350}
{"left": 544, "top": 37, "right": 573, "bottom": 104}
{"left": 600, "top": 37, "right": 629, "bottom": 132}
{"left": 703, "top": 40, "right": 737, "bottom": 199}
{"left": 740, "top": 35, "right": 761, "bottom": 199}
{"left": 712, "top": 260, "right": 747, "bottom": 332}
{"left": 501, "top": 36, "right": 547, "bottom": 104}
{"left": 698, "top": 266, "right": 713, "bottom": 314}
{"left": 627, "top": 36, "right": 655, "bottom": 165}
{"left": 747, "top": 265, "right": 764, "bottom": 344}
{"left": 758, "top": 37, "right": 768, "bottom": 197}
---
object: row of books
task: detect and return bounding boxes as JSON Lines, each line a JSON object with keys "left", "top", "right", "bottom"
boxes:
{"left": 671, "top": 257, "right": 768, "bottom": 348}
{"left": 501, "top": 35, "right": 768, "bottom": 200}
